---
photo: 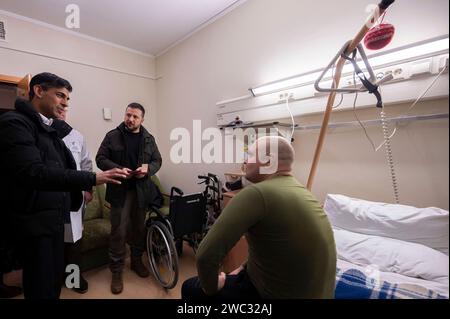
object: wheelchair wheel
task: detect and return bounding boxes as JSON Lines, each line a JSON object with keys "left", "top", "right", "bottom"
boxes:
{"left": 146, "top": 221, "right": 179, "bottom": 289}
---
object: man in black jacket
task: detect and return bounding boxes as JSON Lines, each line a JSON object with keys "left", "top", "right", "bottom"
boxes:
{"left": 96, "top": 102, "right": 162, "bottom": 294}
{"left": 0, "top": 72, "right": 129, "bottom": 299}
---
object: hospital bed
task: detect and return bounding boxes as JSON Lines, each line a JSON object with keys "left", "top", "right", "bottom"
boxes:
{"left": 324, "top": 194, "right": 449, "bottom": 299}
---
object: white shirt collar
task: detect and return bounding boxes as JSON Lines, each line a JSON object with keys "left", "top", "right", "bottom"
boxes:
{"left": 39, "top": 113, "right": 53, "bottom": 126}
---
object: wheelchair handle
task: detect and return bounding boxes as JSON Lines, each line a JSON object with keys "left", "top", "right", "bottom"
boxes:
{"left": 170, "top": 186, "right": 184, "bottom": 197}
{"left": 198, "top": 175, "right": 213, "bottom": 186}
{"left": 207, "top": 173, "right": 219, "bottom": 182}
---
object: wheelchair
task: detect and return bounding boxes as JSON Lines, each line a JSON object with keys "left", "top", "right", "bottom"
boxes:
{"left": 145, "top": 173, "right": 222, "bottom": 289}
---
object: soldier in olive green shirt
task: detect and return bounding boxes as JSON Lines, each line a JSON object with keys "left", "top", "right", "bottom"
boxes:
{"left": 182, "top": 136, "right": 336, "bottom": 299}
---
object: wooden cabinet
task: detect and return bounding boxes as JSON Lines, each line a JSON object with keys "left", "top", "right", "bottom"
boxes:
{"left": 221, "top": 190, "right": 249, "bottom": 273}
{"left": 0, "top": 74, "right": 31, "bottom": 112}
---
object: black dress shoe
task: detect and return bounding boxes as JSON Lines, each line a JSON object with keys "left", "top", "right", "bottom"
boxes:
{"left": 72, "top": 275, "right": 88, "bottom": 294}
{"left": 0, "top": 284, "right": 22, "bottom": 298}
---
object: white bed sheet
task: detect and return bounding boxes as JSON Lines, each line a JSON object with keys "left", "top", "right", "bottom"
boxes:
{"left": 337, "top": 258, "right": 449, "bottom": 298}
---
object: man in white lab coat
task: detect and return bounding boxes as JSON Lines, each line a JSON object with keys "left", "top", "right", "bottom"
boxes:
{"left": 52, "top": 106, "right": 93, "bottom": 294}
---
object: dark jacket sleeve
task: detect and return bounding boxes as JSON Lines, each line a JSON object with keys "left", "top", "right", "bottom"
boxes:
{"left": 96, "top": 133, "right": 122, "bottom": 171}
{"left": 0, "top": 117, "right": 95, "bottom": 192}
{"left": 148, "top": 136, "right": 162, "bottom": 175}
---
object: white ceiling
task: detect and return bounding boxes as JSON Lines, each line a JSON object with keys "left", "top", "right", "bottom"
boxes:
{"left": 0, "top": 0, "right": 245, "bottom": 56}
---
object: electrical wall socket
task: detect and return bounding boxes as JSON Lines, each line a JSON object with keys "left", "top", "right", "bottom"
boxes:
{"left": 278, "top": 92, "right": 294, "bottom": 102}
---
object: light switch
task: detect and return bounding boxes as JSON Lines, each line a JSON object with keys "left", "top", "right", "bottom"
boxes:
{"left": 103, "top": 108, "right": 112, "bottom": 120}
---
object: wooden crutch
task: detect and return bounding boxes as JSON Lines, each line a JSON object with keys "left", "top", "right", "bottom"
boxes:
{"left": 306, "top": 0, "right": 395, "bottom": 191}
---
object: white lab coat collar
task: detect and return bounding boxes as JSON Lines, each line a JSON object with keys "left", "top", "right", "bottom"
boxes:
{"left": 39, "top": 113, "right": 53, "bottom": 126}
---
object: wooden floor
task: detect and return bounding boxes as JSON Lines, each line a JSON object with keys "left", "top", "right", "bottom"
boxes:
{"left": 3, "top": 243, "right": 198, "bottom": 299}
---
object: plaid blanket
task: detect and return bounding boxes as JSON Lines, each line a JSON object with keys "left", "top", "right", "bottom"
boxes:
{"left": 335, "top": 267, "right": 448, "bottom": 299}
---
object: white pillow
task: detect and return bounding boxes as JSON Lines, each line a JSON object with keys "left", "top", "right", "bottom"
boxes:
{"left": 324, "top": 194, "right": 449, "bottom": 255}
{"left": 333, "top": 228, "right": 449, "bottom": 285}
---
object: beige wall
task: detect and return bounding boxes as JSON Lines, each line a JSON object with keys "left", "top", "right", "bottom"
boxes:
{"left": 0, "top": 13, "right": 157, "bottom": 166}
{"left": 156, "top": 0, "right": 449, "bottom": 209}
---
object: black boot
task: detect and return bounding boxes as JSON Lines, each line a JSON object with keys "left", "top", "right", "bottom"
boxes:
{"left": 0, "top": 284, "right": 22, "bottom": 298}
{"left": 72, "top": 274, "right": 88, "bottom": 294}
{"left": 111, "top": 272, "right": 123, "bottom": 294}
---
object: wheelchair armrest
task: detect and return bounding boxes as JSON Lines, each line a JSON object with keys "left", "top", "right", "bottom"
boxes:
{"left": 149, "top": 205, "right": 165, "bottom": 218}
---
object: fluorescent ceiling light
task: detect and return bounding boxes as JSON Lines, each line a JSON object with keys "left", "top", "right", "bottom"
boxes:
{"left": 249, "top": 36, "right": 449, "bottom": 97}
{"left": 368, "top": 37, "right": 449, "bottom": 67}
{"left": 250, "top": 72, "right": 321, "bottom": 96}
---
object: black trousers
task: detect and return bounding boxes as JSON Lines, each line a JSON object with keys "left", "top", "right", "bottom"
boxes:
{"left": 182, "top": 269, "right": 261, "bottom": 300}
{"left": 22, "top": 231, "right": 64, "bottom": 299}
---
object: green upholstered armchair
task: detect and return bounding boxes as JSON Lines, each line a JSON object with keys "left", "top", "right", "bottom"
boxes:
{"left": 80, "top": 185, "right": 111, "bottom": 271}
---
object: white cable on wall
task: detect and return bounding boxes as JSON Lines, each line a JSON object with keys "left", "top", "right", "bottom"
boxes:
{"left": 285, "top": 97, "right": 295, "bottom": 142}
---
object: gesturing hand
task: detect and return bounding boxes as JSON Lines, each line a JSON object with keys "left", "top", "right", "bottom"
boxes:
{"left": 122, "top": 168, "right": 134, "bottom": 179}
{"left": 96, "top": 168, "right": 130, "bottom": 185}
{"left": 217, "top": 272, "right": 226, "bottom": 291}
{"left": 133, "top": 166, "right": 148, "bottom": 179}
